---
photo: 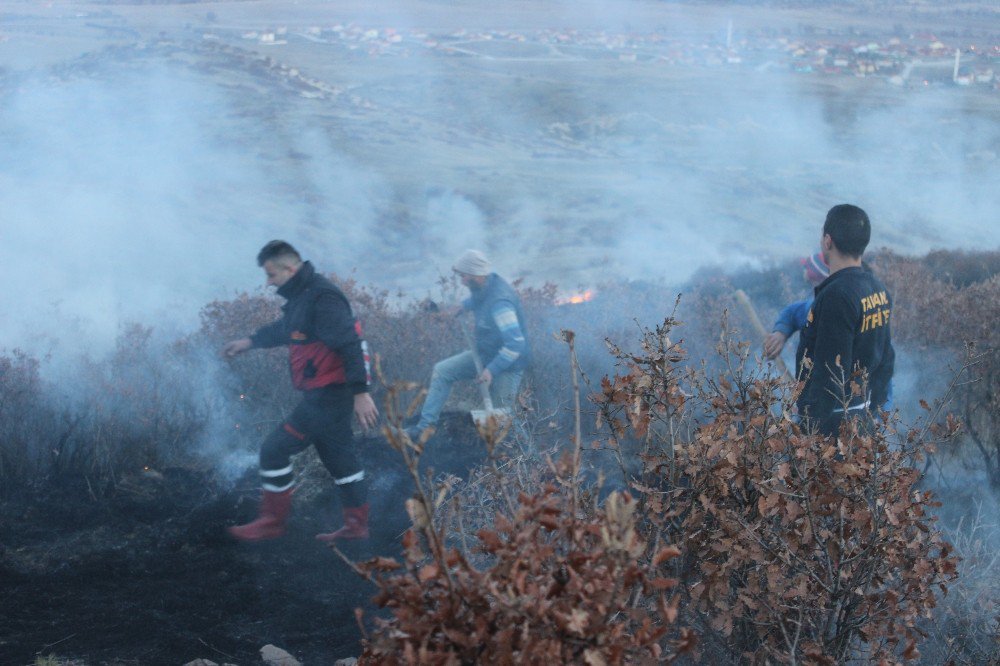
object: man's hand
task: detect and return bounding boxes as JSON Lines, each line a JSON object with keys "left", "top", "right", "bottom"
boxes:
{"left": 354, "top": 392, "right": 379, "bottom": 431}
{"left": 763, "top": 331, "right": 787, "bottom": 360}
{"left": 476, "top": 368, "right": 493, "bottom": 386}
{"left": 223, "top": 338, "right": 252, "bottom": 358}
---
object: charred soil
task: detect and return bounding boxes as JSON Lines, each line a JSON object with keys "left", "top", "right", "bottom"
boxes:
{"left": 0, "top": 415, "right": 486, "bottom": 666}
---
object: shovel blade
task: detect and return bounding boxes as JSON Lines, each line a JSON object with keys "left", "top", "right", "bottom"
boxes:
{"left": 470, "top": 408, "right": 512, "bottom": 429}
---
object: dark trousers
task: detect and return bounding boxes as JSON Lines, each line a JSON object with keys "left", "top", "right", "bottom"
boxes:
{"left": 259, "top": 385, "right": 366, "bottom": 507}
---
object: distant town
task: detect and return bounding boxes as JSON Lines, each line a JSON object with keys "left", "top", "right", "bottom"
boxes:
{"left": 218, "top": 22, "right": 999, "bottom": 91}
{"left": 1, "top": 6, "right": 997, "bottom": 93}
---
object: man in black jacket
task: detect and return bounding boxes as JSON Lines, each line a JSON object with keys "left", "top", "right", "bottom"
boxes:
{"left": 796, "top": 205, "right": 895, "bottom": 437}
{"left": 223, "top": 241, "right": 379, "bottom": 542}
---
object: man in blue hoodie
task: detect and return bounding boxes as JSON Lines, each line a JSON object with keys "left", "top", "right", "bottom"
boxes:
{"left": 763, "top": 251, "right": 829, "bottom": 361}
{"left": 406, "top": 250, "right": 530, "bottom": 439}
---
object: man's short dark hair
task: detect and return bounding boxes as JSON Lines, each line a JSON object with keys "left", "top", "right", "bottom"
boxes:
{"left": 257, "top": 240, "right": 301, "bottom": 267}
{"left": 823, "top": 204, "right": 870, "bottom": 258}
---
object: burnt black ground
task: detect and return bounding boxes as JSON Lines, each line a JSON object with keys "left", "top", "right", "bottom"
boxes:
{"left": 0, "top": 414, "right": 485, "bottom": 666}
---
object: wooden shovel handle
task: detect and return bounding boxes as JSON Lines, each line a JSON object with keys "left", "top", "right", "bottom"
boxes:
{"left": 457, "top": 314, "right": 496, "bottom": 412}
{"left": 734, "top": 290, "right": 792, "bottom": 380}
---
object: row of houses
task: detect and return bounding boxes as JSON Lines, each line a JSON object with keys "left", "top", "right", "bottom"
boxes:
{"left": 216, "top": 22, "right": 998, "bottom": 90}
{"left": 768, "top": 35, "right": 996, "bottom": 87}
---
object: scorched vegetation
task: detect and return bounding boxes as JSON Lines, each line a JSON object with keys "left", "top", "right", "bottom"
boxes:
{"left": 1, "top": 249, "right": 997, "bottom": 665}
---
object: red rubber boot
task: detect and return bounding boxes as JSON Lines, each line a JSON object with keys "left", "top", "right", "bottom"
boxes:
{"left": 227, "top": 488, "right": 293, "bottom": 542}
{"left": 316, "top": 503, "right": 370, "bottom": 542}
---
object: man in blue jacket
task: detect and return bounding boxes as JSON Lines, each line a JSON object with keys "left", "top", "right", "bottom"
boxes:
{"left": 406, "top": 249, "right": 530, "bottom": 439}
{"left": 763, "top": 251, "right": 829, "bottom": 360}
{"left": 223, "top": 241, "right": 379, "bottom": 542}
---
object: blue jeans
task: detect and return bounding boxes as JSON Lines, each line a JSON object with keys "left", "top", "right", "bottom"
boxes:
{"left": 416, "top": 351, "right": 523, "bottom": 429}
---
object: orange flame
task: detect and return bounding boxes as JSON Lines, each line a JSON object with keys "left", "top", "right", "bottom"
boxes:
{"left": 557, "top": 290, "right": 596, "bottom": 306}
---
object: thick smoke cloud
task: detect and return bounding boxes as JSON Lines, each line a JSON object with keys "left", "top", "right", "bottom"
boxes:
{"left": 0, "top": 1, "right": 997, "bottom": 360}
{"left": 1, "top": 66, "right": 267, "bottom": 353}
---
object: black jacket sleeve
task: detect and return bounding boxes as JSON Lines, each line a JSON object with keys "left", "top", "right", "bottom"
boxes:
{"left": 314, "top": 292, "right": 369, "bottom": 394}
{"left": 249, "top": 320, "right": 286, "bottom": 349}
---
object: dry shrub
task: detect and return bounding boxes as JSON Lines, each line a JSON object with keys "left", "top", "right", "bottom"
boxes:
{"left": 922, "top": 502, "right": 1000, "bottom": 666}
{"left": 344, "top": 304, "right": 965, "bottom": 663}
{"left": 0, "top": 325, "right": 223, "bottom": 496}
{"left": 343, "top": 341, "right": 695, "bottom": 665}
{"left": 199, "top": 292, "right": 293, "bottom": 422}
{"left": 593, "top": 313, "right": 960, "bottom": 663}
{"left": 0, "top": 251, "right": 996, "bottom": 662}
{"left": 2, "top": 250, "right": 993, "bottom": 492}
{"left": 918, "top": 249, "right": 1000, "bottom": 288}
{"left": 872, "top": 250, "right": 1000, "bottom": 491}
{"left": 356, "top": 481, "right": 691, "bottom": 664}
{"left": 0, "top": 349, "right": 50, "bottom": 492}
{"left": 45, "top": 324, "right": 216, "bottom": 492}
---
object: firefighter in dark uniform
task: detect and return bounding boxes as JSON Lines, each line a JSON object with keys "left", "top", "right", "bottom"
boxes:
{"left": 223, "top": 241, "right": 379, "bottom": 542}
{"left": 796, "top": 205, "right": 895, "bottom": 437}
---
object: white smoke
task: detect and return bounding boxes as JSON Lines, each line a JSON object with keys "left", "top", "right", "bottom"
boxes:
{"left": 1, "top": 3, "right": 997, "bottom": 356}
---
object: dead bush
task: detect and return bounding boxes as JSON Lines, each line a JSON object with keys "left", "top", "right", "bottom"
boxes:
{"left": 0, "top": 349, "right": 51, "bottom": 494}
{"left": 872, "top": 251, "right": 1000, "bottom": 491}
{"left": 199, "top": 291, "right": 294, "bottom": 424}
{"left": 45, "top": 324, "right": 215, "bottom": 493}
{"left": 593, "top": 313, "right": 960, "bottom": 663}
{"left": 921, "top": 499, "right": 1000, "bottom": 666}
{"left": 342, "top": 337, "right": 695, "bottom": 665}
